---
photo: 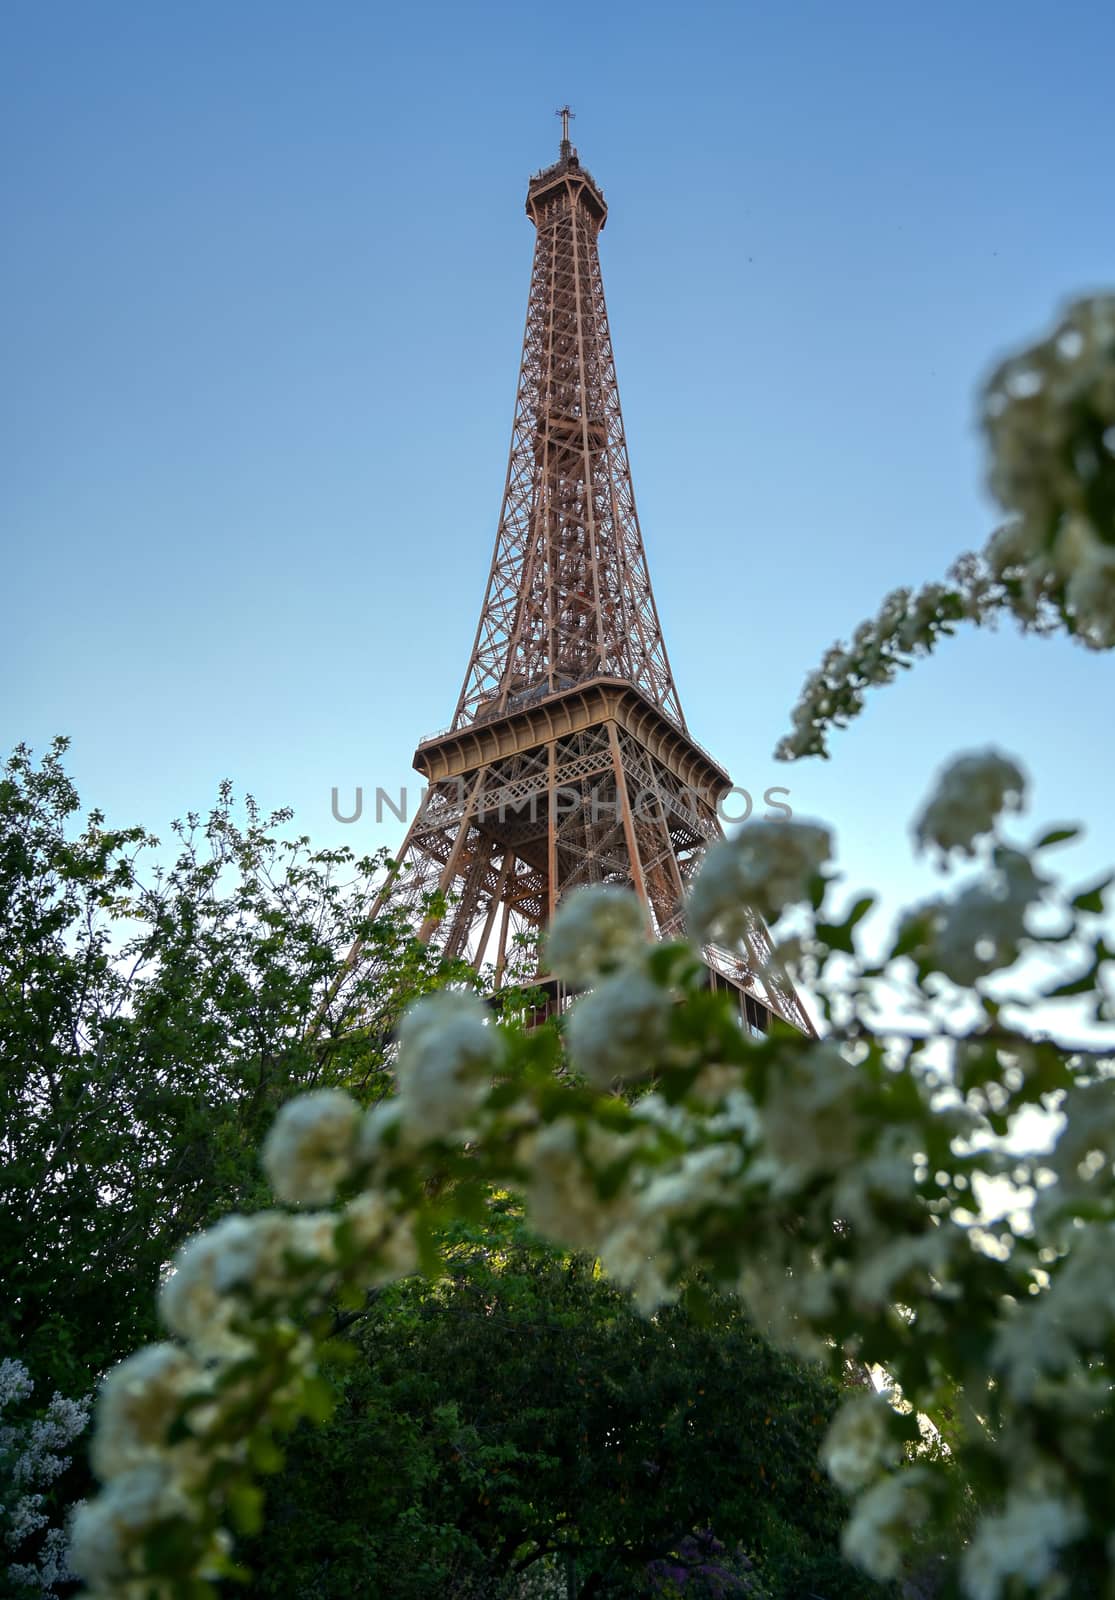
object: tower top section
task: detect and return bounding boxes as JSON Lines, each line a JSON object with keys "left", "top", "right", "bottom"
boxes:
{"left": 527, "top": 109, "right": 607, "bottom": 230}
{"left": 451, "top": 111, "right": 680, "bottom": 735}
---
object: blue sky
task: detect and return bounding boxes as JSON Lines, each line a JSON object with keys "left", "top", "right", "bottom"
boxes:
{"left": 4, "top": 0, "right": 1113, "bottom": 937}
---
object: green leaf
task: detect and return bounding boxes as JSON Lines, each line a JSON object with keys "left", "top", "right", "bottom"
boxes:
{"left": 1035, "top": 826, "right": 1080, "bottom": 849}
{"left": 301, "top": 1374, "right": 336, "bottom": 1425}
{"left": 847, "top": 894, "right": 875, "bottom": 928}
{"left": 1071, "top": 877, "right": 1111, "bottom": 914}
{"left": 249, "top": 1434, "right": 286, "bottom": 1475}
{"left": 228, "top": 1482, "right": 265, "bottom": 1537}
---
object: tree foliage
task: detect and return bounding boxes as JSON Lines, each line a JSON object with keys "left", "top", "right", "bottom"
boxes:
{"left": 0, "top": 735, "right": 462, "bottom": 1392}
{"left": 247, "top": 1224, "right": 880, "bottom": 1599}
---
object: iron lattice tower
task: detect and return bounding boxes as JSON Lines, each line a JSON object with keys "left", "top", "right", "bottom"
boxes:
{"left": 355, "top": 122, "right": 811, "bottom": 1034}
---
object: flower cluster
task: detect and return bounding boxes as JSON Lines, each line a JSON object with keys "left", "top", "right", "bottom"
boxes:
{"left": 261, "top": 1089, "right": 361, "bottom": 1207}
{"left": 544, "top": 884, "right": 648, "bottom": 988}
{"left": 984, "top": 294, "right": 1115, "bottom": 647}
{"left": 0, "top": 1359, "right": 89, "bottom": 1597}
{"left": 565, "top": 969, "right": 672, "bottom": 1087}
{"left": 686, "top": 817, "right": 832, "bottom": 937}
{"left": 779, "top": 297, "right": 1115, "bottom": 761}
{"left": 72, "top": 1087, "right": 422, "bottom": 1596}
{"left": 775, "top": 567, "right": 993, "bottom": 761}
{"left": 913, "top": 750, "right": 1027, "bottom": 859}
{"left": 394, "top": 988, "right": 503, "bottom": 1139}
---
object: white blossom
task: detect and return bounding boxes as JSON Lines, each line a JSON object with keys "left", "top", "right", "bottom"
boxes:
{"left": 758, "top": 1041, "right": 864, "bottom": 1192}
{"left": 5, "top": 1495, "right": 46, "bottom": 1551}
{"left": 68, "top": 1461, "right": 190, "bottom": 1588}
{"left": 597, "top": 1221, "right": 673, "bottom": 1314}
{"left": 90, "top": 1345, "right": 204, "bottom": 1483}
{"left": 841, "top": 1469, "right": 931, "bottom": 1581}
{"left": 925, "top": 851, "right": 1041, "bottom": 985}
{"left": 1049, "top": 1080, "right": 1115, "bottom": 1194}
{"left": 0, "top": 1364, "right": 33, "bottom": 1413}
{"left": 735, "top": 1253, "right": 835, "bottom": 1358}
{"left": 913, "top": 750, "right": 1027, "bottom": 859}
{"left": 7, "top": 1393, "right": 89, "bottom": 1493}
{"left": 544, "top": 885, "right": 647, "bottom": 988}
{"left": 1062, "top": 517, "right": 1115, "bottom": 648}
{"left": 986, "top": 517, "right": 1039, "bottom": 576}
{"left": 394, "top": 989, "right": 502, "bottom": 1140}
{"left": 852, "top": 1228, "right": 955, "bottom": 1315}
{"left": 985, "top": 295, "right": 1115, "bottom": 531}
{"left": 524, "top": 1120, "right": 637, "bottom": 1252}
{"left": 962, "top": 1491, "right": 1084, "bottom": 1600}
{"left": 831, "top": 1126, "right": 920, "bottom": 1234}
{"left": 564, "top": 969, "right": 672, "bottom": 1087}
{"left": 158, "top": 1211, "right": 334, "bottom": 1354}
{"left": 636, "top": 1142, "right": 743, "bottom": 1224}
{"left": 341, "top": 1191, "right": 418, "bottom": 1280}
{"left": 8, "top": 1525, "right": 74, "bottom": 1595}
{"left": 994, "top": 1222, "right": 1115, "bottom": 1400}
{"left": 262, "top": 1089, "right": 361, "bottom": 1208}
{"left": 707, "top": 1086, "right": 764, "bottom": 1143}
{"left": 0, "top": 1362, "right": 89, "bottom": 1595}
{"left": 821, "top": 1393, "right": 900, "bottom": 1494}
{"left": 357, "top": 1096, "right": 403, "bottom": 1167}
{"left": 687, "top": 820, "right": 831, "bottom": 940}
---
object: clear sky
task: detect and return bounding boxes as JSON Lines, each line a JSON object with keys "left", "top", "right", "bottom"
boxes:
{"left": 4, "top": 0, "right": 1113, "bottom": 940}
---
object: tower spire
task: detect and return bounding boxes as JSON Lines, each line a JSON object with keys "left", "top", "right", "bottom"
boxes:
{"left": 556, "top": 103, "right": 575, "bottom": 157}
{"left": 333, "top": 131, "right": 813, "bottom": 1038}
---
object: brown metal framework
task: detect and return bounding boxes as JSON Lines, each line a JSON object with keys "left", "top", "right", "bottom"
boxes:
{"left": 350, "top": 127, "right": 812, "bottom": 1036}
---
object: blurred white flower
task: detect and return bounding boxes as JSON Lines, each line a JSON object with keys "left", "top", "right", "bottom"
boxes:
{"left": 913, "top": 750, "right": 1026, "bottom": 859}
{"left": 985, "top": 295, "right": 1115, "bottom": 534}
{"left": 394, "top": 989, "right": 501, "bottom": 1140}
{"left": 852, "top": 1228, "right": 954, "bottom": 1315}
{"left": 962, "top": 1491, "right": 1084, "bottom": 1600}
{"left": 342, "top": 1192, "right": 418, "bottom": 1280}
{"left": 1049, "top": 1080, "right": 1115, "bottom": 1194}
{"left": 821, "top": 1393, "right": 899, "bottom": 1494}
{"left": 69, "top": 1461, "right": 188, "bottom": 1588}
{"left": 636, "top": 1142, "right": 742, "bottom": 1224}
{"left": 262, "top": 1089, "right": 361, "bottom": 1208}
{"left": 758, "top": 1041, "right": 863, "bottom": 1191}
{"left": 565, "top": 969, "right": 671, "bottom": 1087}
{"left": 159, "top": 1212, "right": 332, "bottom": 1354}
{"left": 831, "top": 1126, "right": 919, "bottom": 1234}
{"left": 358, "top": 1097, "right": 403, "bottom": 1167}
{"left": 841, "top": 1469, "right": 931, "bottom": 1582}
{"left": 597, "top": 1222, "right": 672, "bottom": 1314}
{"left": 687, "top": 819, "right": 832, "bottom": 941}
{"left": 90, "top": 1345, "right": 203, "bottom": 1483}
{"left": 932, "top": 871, "right": 1038, "bottom": 986}
{"left": 524, "top": 1120, "right": 637, "bottom": 1252}
{"left": 1062, "top": 517, "right": 1115, "bottom": 648}
{"left": 544, "top": 885, "right": 647, "bottom": 988}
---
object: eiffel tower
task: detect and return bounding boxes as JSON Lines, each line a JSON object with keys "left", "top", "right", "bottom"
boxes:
{"left": 356, "top": 113, "right": 811, "bottom": 1035}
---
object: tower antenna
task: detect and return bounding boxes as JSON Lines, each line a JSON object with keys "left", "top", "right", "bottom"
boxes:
{"left": 555, "top": 103, "right": 575, "bottom": 155}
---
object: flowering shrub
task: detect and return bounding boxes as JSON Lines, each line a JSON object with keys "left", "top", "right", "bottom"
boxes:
{"left": 71, "top": 296, "right": 1115, "bottom": 1599}
{"left": 646, "top": 1530, "right": 773, "bottom": 1598}
{"left": 778, "top": 295, "right": 1115, "bottom": 760}
{"left": 0, "top": 1358, "right": 89, "bottom": 1595}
